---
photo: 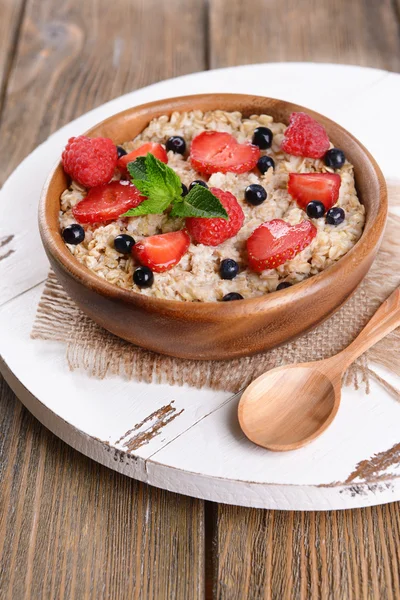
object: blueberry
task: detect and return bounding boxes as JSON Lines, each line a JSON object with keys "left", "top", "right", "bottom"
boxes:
{"left": 252, "top": 127, "right": 273, "bottom": 149}
{"left": 181, "top": 183, "right": 188, "bottom": 197}
{"left": 62, "top": 224, "right": 85, "bottom": 245}
{"left": 306, "top": 200, "right": 325, "bottom": 219}
{"left": 166, "top": 136, "right": 186, "bottom": 155}
{"left": 276, "top": 282, "right": 292, "bottom": 291}
{"left": 326, "top": 207, "right": 345, "bottom": 226}
{"left": 133, "top": 266, "right": 154, "bottom": 288}
{"left": 222, "top": 292, "right": 244, "bottom": 301}
{"left": 245, "top": 184, "right": 267, "bottom": 206}
{"left": 324, "top": 148, "right": 345, "bottom": 169}
{"left": 220, "top": 259, "right": 239, "bottom": 280}
{"left": 114, "top": 234, "right": 135, "bottom": 254}
{"left": 189, "top": 180, "right": 208, "bottom": 191}
{"left": 257, "top": 155, "right": 275, "bottom": 174}
{"left": 116, "top": 145, "right": 127, "bottom": 158}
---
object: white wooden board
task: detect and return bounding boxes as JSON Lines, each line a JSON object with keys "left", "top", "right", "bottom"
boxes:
{"left": 1, "top": 63, "right": 400, "bottom": 510}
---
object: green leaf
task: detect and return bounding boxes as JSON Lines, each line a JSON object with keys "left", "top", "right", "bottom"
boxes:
{"left": 125, "top": 153, "right": 183, "bottom": 214}
{"left": 134, "top": 153, "right": 181, "bottom": 202}
{"left": 121, "top": 195, "right": 171, "bottom": 217}
{"left": 127, "top": 156, "right": 148, "bottom": 181}
{"left": 121, "top": 153, "right": 228, "bottom": 221}
{"left": 145, "top": 153, "right": 182, "bottom": 199}
{"left": 170, "top": 185, "right": 228, "bottom": 219}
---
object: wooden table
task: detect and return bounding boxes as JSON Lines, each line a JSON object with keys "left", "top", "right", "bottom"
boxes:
{"left": 1, "top": 1, "right": 400, "bottom": 597}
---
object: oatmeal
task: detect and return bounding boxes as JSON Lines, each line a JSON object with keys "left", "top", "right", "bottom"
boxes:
{"left": 59, "top": 110, "right": 365, "bottom": 302}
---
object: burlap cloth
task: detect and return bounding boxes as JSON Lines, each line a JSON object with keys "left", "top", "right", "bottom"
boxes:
{"left": 31, "top": 183, "right": 400, "bottom": 396}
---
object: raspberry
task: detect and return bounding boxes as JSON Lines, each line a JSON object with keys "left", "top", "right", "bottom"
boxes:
{"left": 281, "top": 112, "right": 330, "bottom": 159}
{"left": 62, "top": 135, "right": 118, "bottom": 188}
{"left": 186, "top": 188, "right": 244, "bottom": 246}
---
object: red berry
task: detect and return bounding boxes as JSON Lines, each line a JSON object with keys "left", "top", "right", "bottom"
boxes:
{"left": 117, "top": 142, "right": 168, "bottom": 173}
{"left": 190, "top": 131, "right": 260, "bottom": 175}
{"left": 72, "top": 181, "right": 144, "bottom": 224}
{"left": 62, "top": 136, "right": 117, "bottom": 188}
{"left": 281, "top": 112, "right": 330, "bottom": 159}
{"left": 186, "top": 188, "right": 244, "bottom": 246}
{"left": 288, "top": 173, "right": 341, "bottom": 211}
{"left": 247, "top": 219, "right": 317, "bottom": 272}
{"left": 133, "top": 230, "right": 190, "bottom": 273}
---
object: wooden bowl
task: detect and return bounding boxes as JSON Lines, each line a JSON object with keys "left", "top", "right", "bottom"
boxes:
{"left": 39, "top": 94, "right": 387, "bottom": 360}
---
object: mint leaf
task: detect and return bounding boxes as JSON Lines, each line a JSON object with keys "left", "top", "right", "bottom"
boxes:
{"left": 122, "top": 195, "right": 172, "bottom": 217}
{"left": 134, "top": 153, "right": 181, "bottom": 201}
{"left": 123, "top": 153, "right": 182, "bottom": 215}
{"left": 121, "top": 153, "right": 228, "bottom": 220}
{"left": 170, "top": 185, "right": 228, "bottom": 219}
{"left": 146, "top": 153, "right": 182, "bottom": 199}
{"left": 127, "top": 156, "right": 148, "bottom": 181}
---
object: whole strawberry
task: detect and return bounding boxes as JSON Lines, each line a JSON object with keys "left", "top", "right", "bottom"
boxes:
{"left": 62, "top": 135, "right": 118, "bottom": 188}
{"left": 186, "top": 188, "right": 244, "bottom": 246}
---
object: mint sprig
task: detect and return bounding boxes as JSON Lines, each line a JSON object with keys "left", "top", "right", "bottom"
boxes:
{"left": 121, "top": 153, "right": 228, "bottom": 220}
{"left": 170, "top": 184, "right": 228, "bottom": 218}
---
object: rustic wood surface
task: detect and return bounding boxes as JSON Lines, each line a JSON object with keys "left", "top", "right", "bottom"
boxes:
{"left": 0, "top": 0, "right": 399, "bottom": 598}
{"left": 209, "top": 0, "right": 400, "bottom": 72}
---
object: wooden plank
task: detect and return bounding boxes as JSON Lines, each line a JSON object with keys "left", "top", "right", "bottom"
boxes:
{"left": 0, "top": 0, "right": 207, "bottom": 186}
{"left": 1, "top": 0, "right": 400, "bottom": 597}
{"left": 0, "top": 0, "right": 207, "bottom": 597}
{"left": 209, "top": 0, "right": 400, "bottom": 595}
{"left": 0, "top": 381, "right": 205, "bottom": 599}
{"left": 0, "top": 0, "right": 26, "bottom": 112}
{"left": 209, "top": 0, "right": 400, "bottom": 72}
{"left": 212, "top": 505, "right": 400, "bottom": 599}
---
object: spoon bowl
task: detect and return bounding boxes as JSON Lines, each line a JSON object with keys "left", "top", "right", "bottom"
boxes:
{"left": 238, "top": 365, "right": 339, "bottom": 451}
{"left": 238, "top": 287, "right": 400, "bottom": 451}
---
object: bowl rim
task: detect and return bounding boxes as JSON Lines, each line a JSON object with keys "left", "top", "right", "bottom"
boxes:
{"left": 39, "top": 92, "right": 388, "bottom": 317}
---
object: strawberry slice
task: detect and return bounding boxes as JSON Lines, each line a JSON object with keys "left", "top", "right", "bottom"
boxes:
{"left": 247, "top": 219, "right": 317, "bottom": 272}
{"left": 288, "top": 173, "right": 341, "bottom": 211}
{"left": 190, "top": 131, "right": 260, "bottom": 175}
{"left": 133, "top": 230, "right": 190, "bottom": 273}
{"left": 72, "top": 181, "right": 145, "bottom": 224}
{"left": 117, "top": 142, "right": 168, "bottom": 173}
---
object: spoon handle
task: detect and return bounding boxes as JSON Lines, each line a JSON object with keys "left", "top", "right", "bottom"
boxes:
{"left": 338, "top": 287, "right": 400, "bottom": 369}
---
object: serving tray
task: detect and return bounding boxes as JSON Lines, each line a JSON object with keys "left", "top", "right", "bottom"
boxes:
{"left": 1, "top": 62, "right": 400, "bottom": 510}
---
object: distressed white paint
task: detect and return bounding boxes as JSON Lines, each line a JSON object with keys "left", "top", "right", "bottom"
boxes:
{"left": 0, "top": 284, "right": 231, "bottom": 458}
{"left": 0, "top": 64, "right": 400, "bottom": 510}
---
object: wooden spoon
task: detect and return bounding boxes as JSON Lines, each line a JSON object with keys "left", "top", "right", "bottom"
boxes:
{"left": 238, "top": 287, "right": 400, "bottom": 452}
